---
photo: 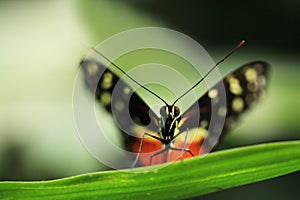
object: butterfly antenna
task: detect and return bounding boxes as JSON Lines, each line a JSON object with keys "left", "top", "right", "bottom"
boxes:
{"left": 171, "top": 40, "right": 245, "bottom": 106}
{"left": 91, "top": 48, "right": 169, "bottom": 105}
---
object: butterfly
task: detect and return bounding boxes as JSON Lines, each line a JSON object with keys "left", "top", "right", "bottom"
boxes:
{"left": 80, "top": 42, "right": 269, "bottom": 167}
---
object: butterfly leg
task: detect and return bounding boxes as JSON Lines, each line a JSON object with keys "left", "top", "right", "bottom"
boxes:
{"left": 149, "top": 128, "right": 194, "bottom": 165}
{"left": 171, "top": 128, "right": 194, "bottom": 157}
{"left": 131, "top": 132, "right": 164, "bottom": 168}
{"left": 180, "top": 128, "right": 189, "bottom": 158}
{"left": 169, "top": 146, "right": 194, "bottom": 159}
{"left": 149, "top": 129, "right": 190, "bottom": 165}
{"left": 169, "top": 128, "right": 194, "bottom": 160}
{"left": 149, "top": 147, "right": 169, "bottom": 166}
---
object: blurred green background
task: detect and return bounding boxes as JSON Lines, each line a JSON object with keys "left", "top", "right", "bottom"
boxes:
{"left": 0, "top": 0, "right": 299, "bottom": 199}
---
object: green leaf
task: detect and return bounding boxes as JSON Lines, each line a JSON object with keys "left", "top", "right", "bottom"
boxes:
{"left": 1, "top": 141, "right": 300, "bottom": 200}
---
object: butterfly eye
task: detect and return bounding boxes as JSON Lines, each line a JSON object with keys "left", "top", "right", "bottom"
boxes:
{"left": 174, "top": 106, "right": 180, "bottom": 117}
{"left": 160, "top": 106, "right": 167, "bottom": 117}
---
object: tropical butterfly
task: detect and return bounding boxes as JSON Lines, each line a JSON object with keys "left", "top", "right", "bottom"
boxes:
{"left": 80, "top": 41, "right": 269, "bottom": 167}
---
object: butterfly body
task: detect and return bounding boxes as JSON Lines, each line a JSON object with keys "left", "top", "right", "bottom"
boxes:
{"left": 159, "top": 105, "right": 181, "bottom": 144}
{"left": 81, "top": 58, "right": 269, "bottom": 167}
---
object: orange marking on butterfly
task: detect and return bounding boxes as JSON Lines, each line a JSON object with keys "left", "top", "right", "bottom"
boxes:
{"left": 132, "top": 128, "right": 206, "bottom": 166}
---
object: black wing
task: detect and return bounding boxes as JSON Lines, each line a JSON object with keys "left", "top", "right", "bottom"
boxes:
{"left": 178, "top": 61, "right": 270, "bottom": 152}
{"left": 80, "top": 59, "right": 160, "bottom": 144}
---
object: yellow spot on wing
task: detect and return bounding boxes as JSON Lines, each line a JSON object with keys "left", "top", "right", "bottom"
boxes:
{"left": 101, "top": 72, "right": 113, "bottom": 89}
{"left": 208, "top": 89, "right": 218, "bottom": 99}
{"left": 115, "top": 101, "right": 124, "bottom": 111}
{"left": 100, "top": 92, "right": 111, "bottom": 105}
{"left": 200, "top": 120, "right": 208, "bottom": 128}
{"left": 245, "top": 68, "right": 258, "bottom": 83}
{"left": 123, "top": 86, "right": 131, "bottom": 95}
{"left": 218, "top": 106, "right": 227, "bottom": 116}
{"left": 103, "top": 72, "right": 113, "bottom": 80}
{"left": 258, "top": 75, "right": 266, "bottom": 86}
{"left": 232, "top": 97, "right": 244, "bottom": 112}
{"left": 228, "top": 76, "right": 243, "bottom": 95}
{"left": 247, "top": 82, "right": 258, "bottom": 92}
{"left": 86, "top": 62, "right": 99, "bottom": 75}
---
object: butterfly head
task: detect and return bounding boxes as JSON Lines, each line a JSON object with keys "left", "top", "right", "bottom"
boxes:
{"left": 160, "top": 105, "right": 180, "bottom": 119}
{"left": 158, "top": 105, "right": 181, "bottom": 142}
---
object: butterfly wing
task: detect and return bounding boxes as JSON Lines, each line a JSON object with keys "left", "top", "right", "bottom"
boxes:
{"left": 171, "top": 61, "right": 269, "bottom": 158}
{"left": 80, "top": 59, "right": 160, "bottom": 153}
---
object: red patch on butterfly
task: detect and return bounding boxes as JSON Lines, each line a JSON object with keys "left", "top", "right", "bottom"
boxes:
{"left": 131, "top": 129, "right": 207, "bottom": 166}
